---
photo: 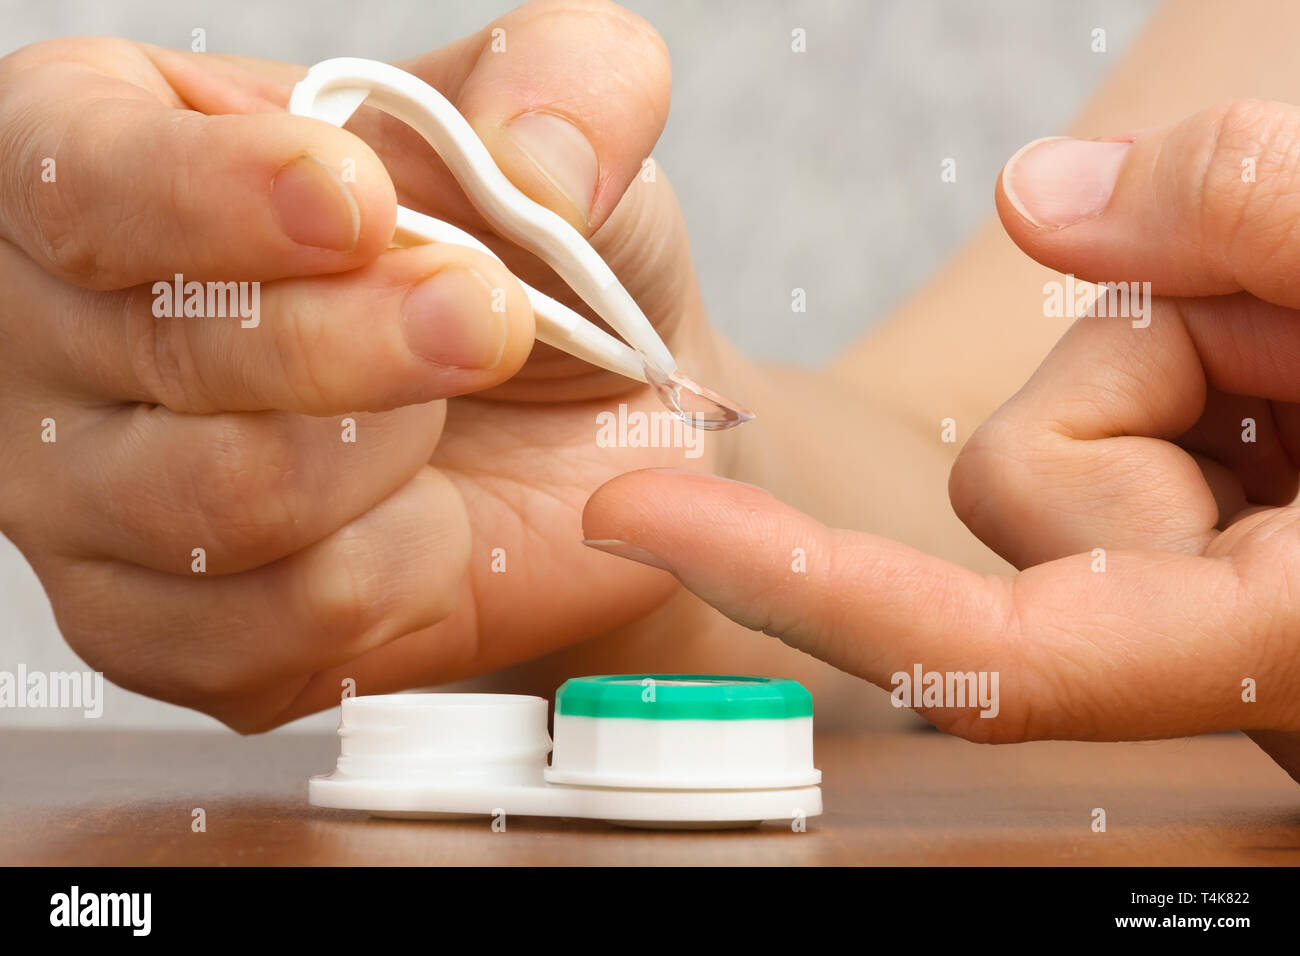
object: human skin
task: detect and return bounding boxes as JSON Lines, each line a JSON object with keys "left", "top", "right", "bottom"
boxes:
{"left": 582, "top": 0, "right": 1300, "bottom": 782}
{"left": 4, "top": 0, "right": 1300, "bottom": 782}
{"left": 0, "top": 0, "right": 723, "bottom": 732}
{"left": 2, "top": 0, "right": 911, "bottom": 732}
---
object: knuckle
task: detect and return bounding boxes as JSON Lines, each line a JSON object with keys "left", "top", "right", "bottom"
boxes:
{"left": 181, "top": 417, "right": 304, "bottom": 561}
{"left": 949, "top": 418, "right": 1021, "bottom": 534}
{"left": 948, "top": 440, "right": 987, "bottom": 529}
{"left": 0, "top": 42, "right": 158, "bottom": 285}
{"left": 422, "top": 560, "right": 462, "bottom": 624}
{"left": 304, "top": 473, "right": 465, "bottom": 649}
{"left": 24, "top": 95, "right": 140, "bottom": 288}
{"left": 43, "top": 559, "right": 236, "bottom": 703}
{"left": 124, "top": 289, "right": 207, "bottom": 410}
{"left": 303, "top": 534, "right": 396, "bottom": 649}
{"left": 0, "top": 80, "right": 92, "bottom": 280}
{"left": 0, "top": 64, "right": 149, "bottom": 288}
{"left": 33, "top": 207, "right": 96, "bottom": 281}
{"left": 271, "top": 297, "right": 333, "bottom": 412}
{"left": 1188, "top": 99, "right": 1300, "bottom": 265}
{"left": 44, "top": 557, "right": 268, "bottom": 710}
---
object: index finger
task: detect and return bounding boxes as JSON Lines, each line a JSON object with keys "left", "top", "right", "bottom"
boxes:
{"left": 0, "top": 38, "right": 396, "bottom": 290}
{"left": 581, "top": 469, "right": 1299, "bottom": 743}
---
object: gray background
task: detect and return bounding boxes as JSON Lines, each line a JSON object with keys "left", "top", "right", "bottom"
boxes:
{"left": 0, "top": 0, "right": 1158, "bottom": 729}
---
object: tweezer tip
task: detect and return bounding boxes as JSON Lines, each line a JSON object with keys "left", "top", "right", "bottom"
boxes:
{"left": 642, "top": 365, "right": 754, "bottom": 431}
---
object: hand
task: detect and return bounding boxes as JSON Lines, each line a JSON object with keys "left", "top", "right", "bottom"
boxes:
{"left": 581, "top": 99, "right": 1300, "bottom": 783}
{"left": 0, "top": 0, "right": 750, "bottom": 731}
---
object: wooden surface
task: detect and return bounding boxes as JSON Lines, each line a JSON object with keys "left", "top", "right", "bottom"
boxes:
{"left": 3, "top": 728, "right": 1298, "bottom": 865}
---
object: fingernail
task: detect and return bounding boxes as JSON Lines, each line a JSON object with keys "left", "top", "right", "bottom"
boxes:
{"left": 402, "top": 267, "right": 508, "bottom": 370}
{"left": 271, "top": 155, "right": 360, "bottom": 251}
{"left": 504, "top": 111, "right": 598, "bottom": 225}
{"left": 582, "top": 538, "right": 673, "bottom": 573}
{"left": 1002, "top": 136, "right": 1131, "bottom": 228}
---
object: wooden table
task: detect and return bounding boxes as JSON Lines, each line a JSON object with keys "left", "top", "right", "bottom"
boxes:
{"left": 3, "top": 728, "right": 1298, "bottom": 865}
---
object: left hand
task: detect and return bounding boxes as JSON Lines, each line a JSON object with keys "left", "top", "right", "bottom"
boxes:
{"left": 3, "top": 1, "right": 762, "bottom": 732}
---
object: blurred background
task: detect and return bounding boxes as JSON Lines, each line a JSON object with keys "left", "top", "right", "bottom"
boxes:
{"left": 0, "top": 0, "right": 1159, "bottom": 729}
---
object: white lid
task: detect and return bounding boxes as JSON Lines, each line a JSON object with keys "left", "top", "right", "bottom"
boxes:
{"left": 334, "top": 693, "right": 550, "bottom": 786}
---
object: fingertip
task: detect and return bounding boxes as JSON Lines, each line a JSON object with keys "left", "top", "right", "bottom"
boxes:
{"left": 582, "top": 469, "right": 658, "bottom": 538}
{"left": 473, "top": 249, "right": 537, "bottom": 379}
{"left": 0, "top": 62, "right": 401, "bottom": 289}
{"left": 233, "top": 241, "right": 533, "bottom": 414}
{"left": 993, "top": 132, "right": 1150, "bottom": 283}
{"left": 583, "top": 468, "right": 780, "bottom": 553}
{"left": 442, "top": 246, "right": 537, "bottom": 380}
{"left": 137, "top": 110, "right": 398, "bottom": 280}
{"left": 997, "top": 136, "right": 1069, "bottom": 232}
{"left": 395, "top": 244, "right": 534, "bottom": 389}
{"left": 257, "top": 113, "right": 397, "bottom": 263}
{"left": 994, "top": 141, "right": 1047, "bottom": 246}
{"left": 454, "top": 0, "right": 672, "bottom": 231}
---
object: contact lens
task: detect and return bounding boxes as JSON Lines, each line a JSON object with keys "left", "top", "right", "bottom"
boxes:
{"left": 643, "top": 363, "right": 754, "bottom": 431}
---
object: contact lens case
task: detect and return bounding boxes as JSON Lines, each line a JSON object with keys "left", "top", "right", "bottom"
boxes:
{"left": 309, "top": 674, "right": 822, "bottom": 828}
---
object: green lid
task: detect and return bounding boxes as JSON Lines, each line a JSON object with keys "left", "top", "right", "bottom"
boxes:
{"left": 554, "top": 674, "right": 813, "bottom": 721}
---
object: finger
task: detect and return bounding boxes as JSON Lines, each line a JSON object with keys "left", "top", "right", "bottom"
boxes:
{"left": 0, "top": 48, "right": 395, "bottom": 290}
{"left": 997, "top": 99, "right": 1300, "bottom": 308}
{"left": 45, "top": 466, "right": 469, "bottom": 731}
{"left": 582, "top": 469, "right": 1299, "bottom": 741}
{"left": 470, "top": 161, "right": 703, "bottom": 401}
{"left": 1175, "top": 389, "right": 1299, "bottom": 508}
{"left": 6, "top": 239, "right": 535, "bottom": 414}
{"left": 148, "top": 1, "right": 672, "bottom": 237}
{"left": 951, "top": 301, "right": 1218, "bottom": 567}
{"left": 154, "top": 3, "right": 686, "bottom": 373}
{"left": 41, "top": 403, "right": 443, "bottom": 574}
{"left": 395, "top": 0, "right": 671, "bottom": 233}
{"left": 951, "top": 294, "right": 1300, "bottom": 568}
{"left": 142, "top": 45, "right": 301, "bottom": 115}
{"left": 156, "top": 2, "right": 690, "bottom": 398}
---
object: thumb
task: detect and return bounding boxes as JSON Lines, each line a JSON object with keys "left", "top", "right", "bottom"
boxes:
{"left": 391, "top": 1, "right": 693, "bottom": 341}
{"left": 581, "top": 469, "right": 1286, "bottom": 743}
{"left": 996, "top": 99, "right": 1300, "bottom": 309}
{"left": 402, "top": 0, "right": 671, "bottom": 235}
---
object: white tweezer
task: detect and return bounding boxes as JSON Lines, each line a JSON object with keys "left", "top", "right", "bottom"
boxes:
{"left": 287, "top": 57, "right": 674, "bottom": 385}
